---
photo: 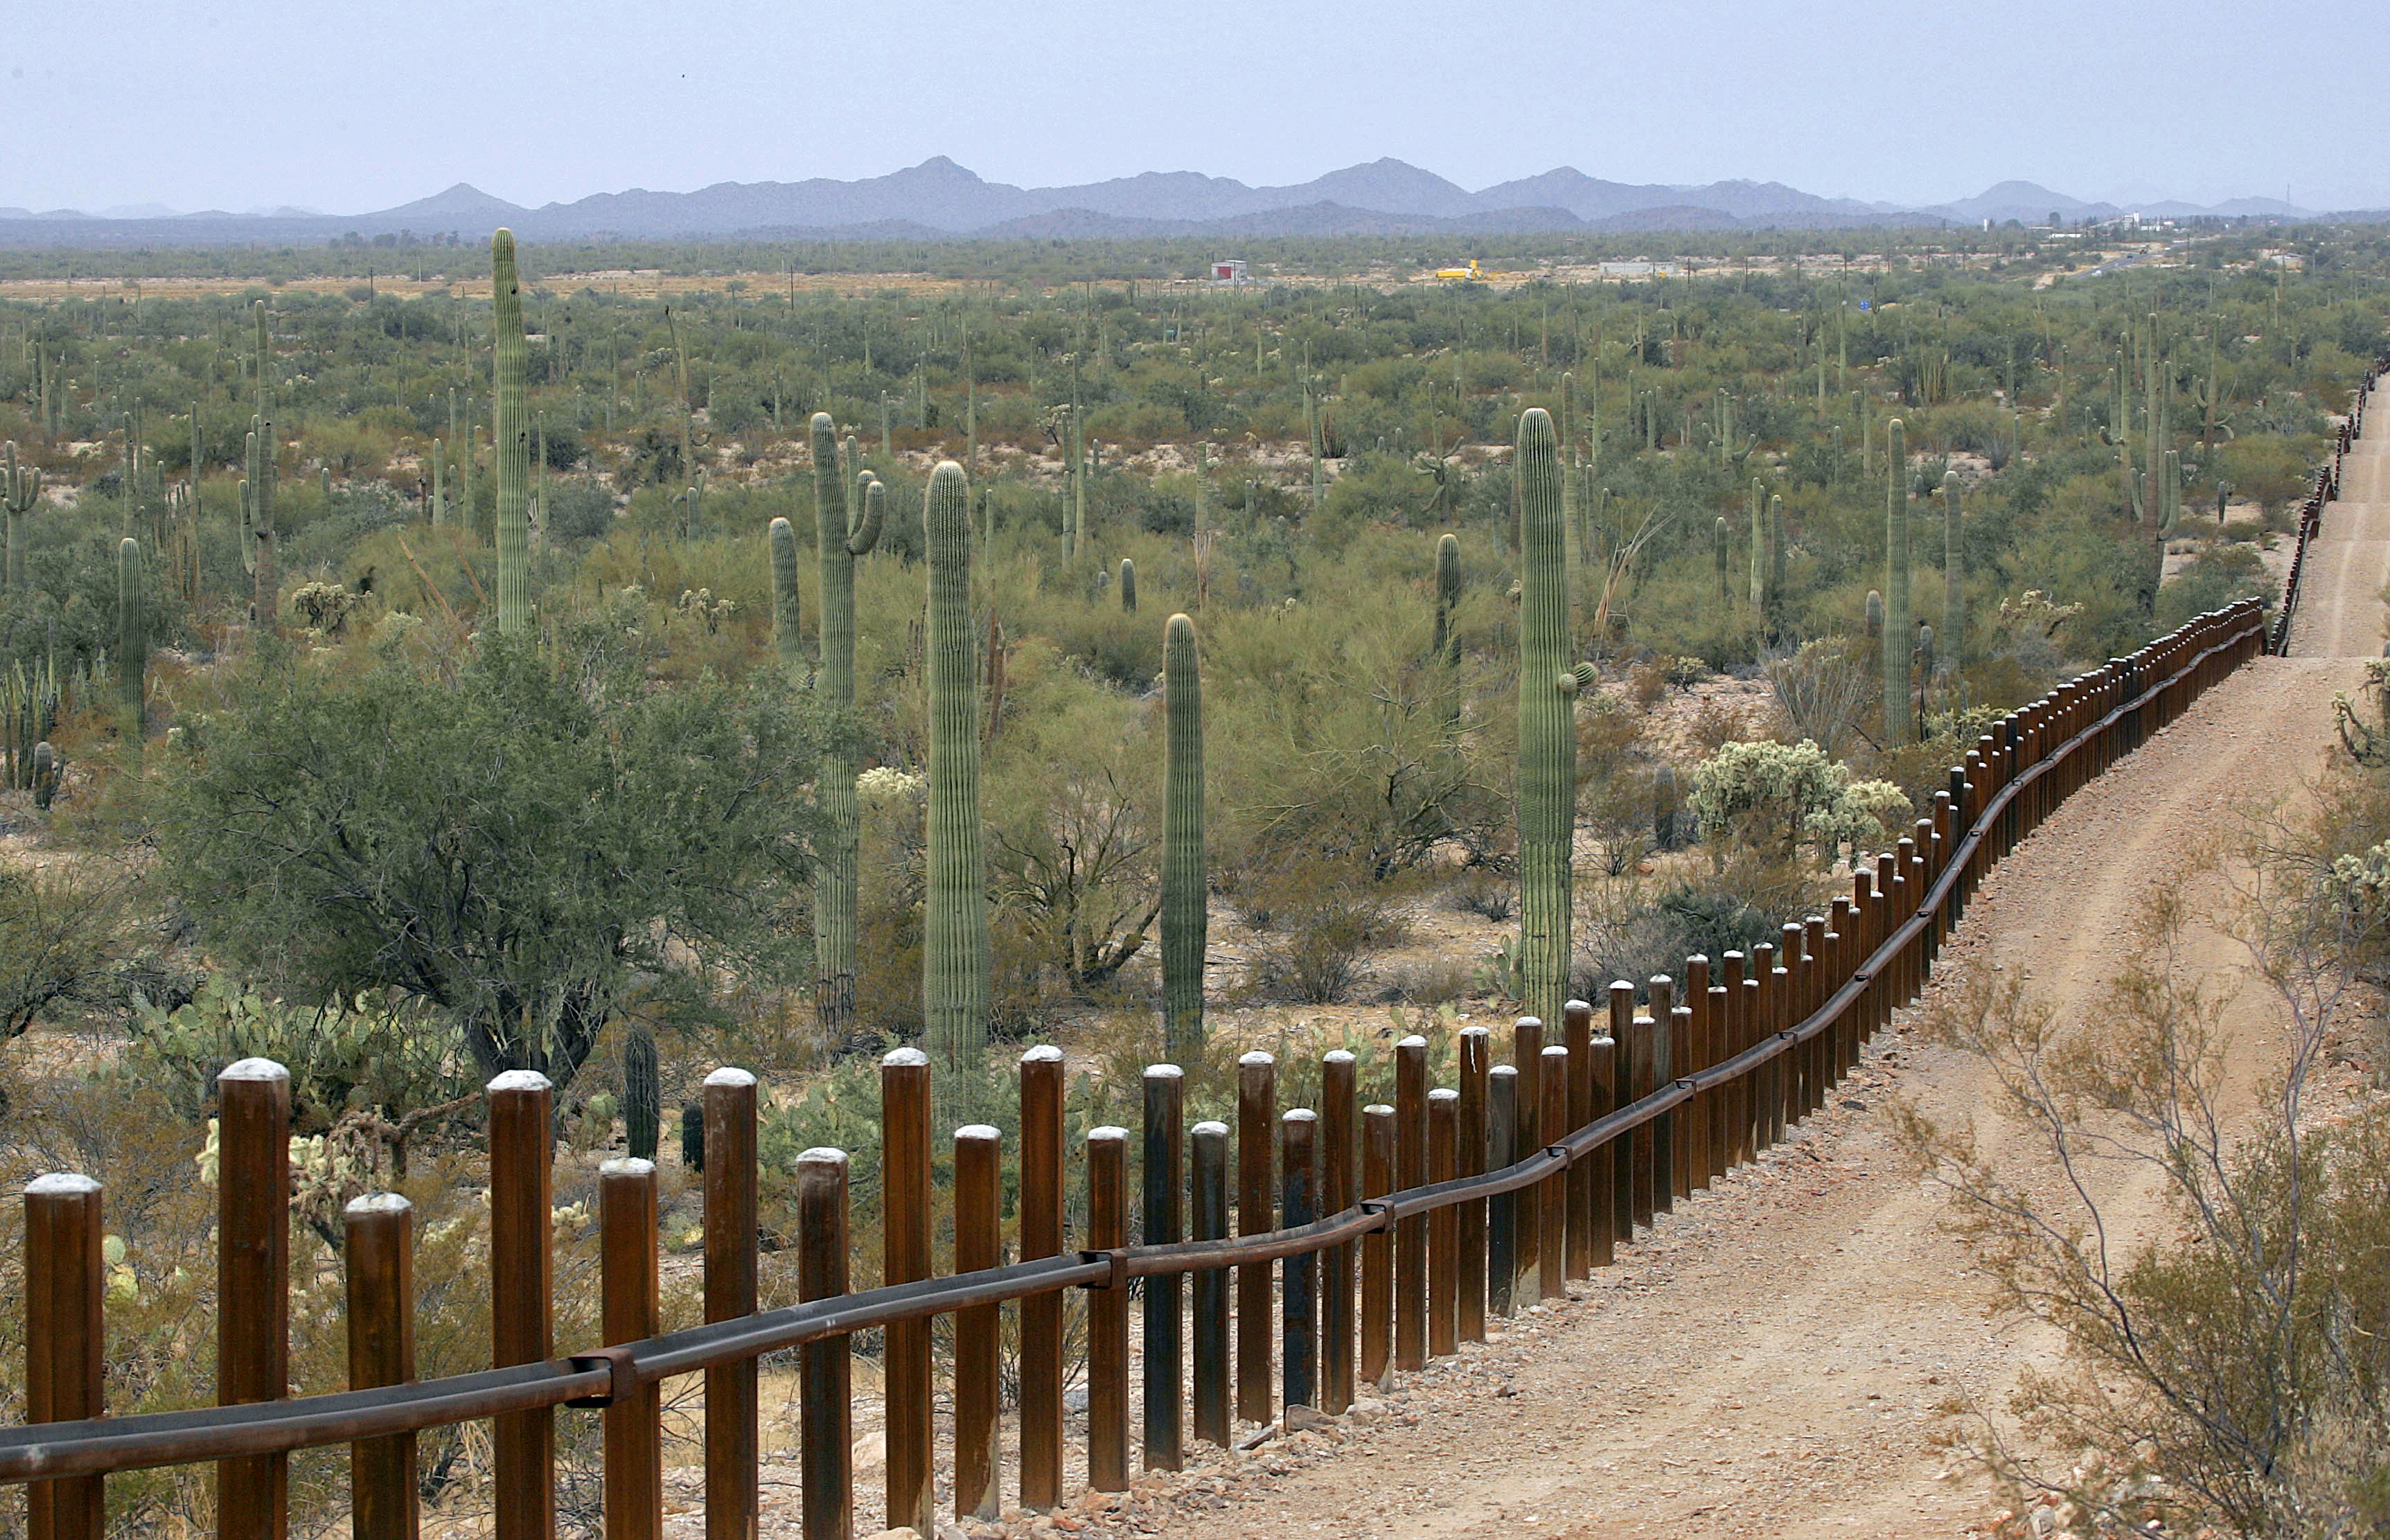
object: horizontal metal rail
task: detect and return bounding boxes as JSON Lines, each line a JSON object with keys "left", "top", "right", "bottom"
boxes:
{"left": 0, "top": 596, "right": 2271, "bottom": 1486}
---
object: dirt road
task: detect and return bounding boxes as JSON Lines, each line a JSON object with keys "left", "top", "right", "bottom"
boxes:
{"left": 1076, "top": 389, "right": 2388, "bottom": 1540}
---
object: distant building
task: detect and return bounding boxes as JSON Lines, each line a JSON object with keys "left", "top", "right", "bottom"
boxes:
{"left": 1210, "top": 258, "right": 1248, "bottom": 283}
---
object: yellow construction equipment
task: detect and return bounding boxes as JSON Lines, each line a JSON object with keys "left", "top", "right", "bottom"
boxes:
{"left": 1433, "top": 258, "right": 1492, "bottom": 282}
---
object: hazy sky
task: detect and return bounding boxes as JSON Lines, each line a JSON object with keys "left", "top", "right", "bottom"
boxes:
{"left": 6, "top": 0, "right": 2385, "bottom": 215}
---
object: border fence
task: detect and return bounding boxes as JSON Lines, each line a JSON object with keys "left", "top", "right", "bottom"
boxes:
{"left": 2269, "top": 354, "right": 2382, "bottom": 654}
{"left": 0, "top": 585, "right": 2281, "bottom": 1540}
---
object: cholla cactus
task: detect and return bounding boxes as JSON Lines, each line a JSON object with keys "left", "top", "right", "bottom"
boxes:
{"left": 1688, "top": 737, "right": 1898, "bottom": 867}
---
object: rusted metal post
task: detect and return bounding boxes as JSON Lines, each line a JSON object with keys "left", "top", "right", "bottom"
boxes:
{"left": 1511, "top": 1016, "right": 1543, "bottom": 1302}
{"left": 796, "top": 1147, "right": 851, "bottom": 1540}
{"left": 880, "top": 1049, "right": 933, "bottom": 1532}
{"left": 1191, "top": 1120, "right": 1232, "bottom": 1444}
{"left": 1667, "top": 1002, "right": 1692, "bottom": 1199}
{"left": 1019, "top": 1045, "right": 1065, "bottom": 1508}
{"left": 1234, "top": 1052, "right": 1277, "bottom": 1424}
{"left": 1685, "top": 955, "right": 1712, "bottom": 1193}
{"left": 1426, "top": 1088, "right": 1459, "bottom": 1355}
{"left": 953, "top": 1124, "right": 1002, "bottom": 1519}
{"left": 1703, "top": 963, "right": 1728, "bottom": 1186}
{"left": 1743, "top": 947, "right": 1769, "bottom": 1160}
{"left": 1393, "top": 1035, "right": 1428, "bottom": 1371}
{"left": 1877, "top": 851, "right": 1902, "bottom": 1019}
{"left": 1562, "top": 998, "right": 1595, "bottom": 1277}
{"left": 1280, "top": 1110, "right": 1318, "bottom": 1413}
{"left": 1087, "top": 1126, "right": 1130, "bottom": 1492}
{"left": 1455, "top": 1028, "right": 1489, "bottom": 1343}
{"left": 488, "top": 1069, "right": 553, "bottom": 1540}
{"left": 702, "top": 1068, "right": 758, "bottom": 1540}
{"left": 1649, "top": 975, "right": 1676, "bottom": 1216}
{"left": 1319, "top": 1052, "right": 1357, "bottom": 1410}
{"left": 1715, "top": 953, "right": 1743, "bottom": 1180}
{"left": 1583, "top": 1031, "right": 1616, "bottom": 1268}
{"left": 1359, "top": 1104, "right": 1396, "bottom": 1380}
{"left": 344, "top": 1194, "right": 416, "bottom": 1540}
{"left": 1485, "top": 1068, "right": 1517, "bottom": 1317}
{"left": 1631, "top": 1001, "right": 1659, "bottom": 1224}
{"left": 1774, "top": 926, "right": 1800, "bottom": 1142}
{"left": 600, "top": 1159, "right": 662, "bottom": 1540}
{"left": 1803, "top": 917, "right": 1829, "bottom": 1117}
{"left": 219, "top": 1058, "right": 292, "bottom": 1540}
{"left": 1605, "top": 985, "right": 1635, "bottom": 1243}
{"left": 1537, "top": 1045, "right": 1569, "bottom": 1300}
{"left": 26, "top": 1173, "right": 105, "bottom": 1540}
{"left": 1143, "top": 1065, "right": 1187, "bottom": 1464}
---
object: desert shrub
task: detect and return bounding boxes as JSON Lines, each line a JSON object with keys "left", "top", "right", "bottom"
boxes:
{"left": 1241, "top": 863, "right": 1408, "bottom": 1005}
{"left": 0, "top": 859, "right": 142, "bottom": 1047}
{"left": 1447, "top": 869, "right": 1516, "bottom": 921}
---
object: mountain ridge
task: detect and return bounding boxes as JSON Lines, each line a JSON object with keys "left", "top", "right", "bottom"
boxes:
{"left": 0, "top": 159, "right": 2333, "bottom": 247}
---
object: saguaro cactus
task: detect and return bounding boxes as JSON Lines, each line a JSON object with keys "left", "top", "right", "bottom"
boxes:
{"left": 1768, "top": 493, "right": 1787, "bottom": 615}
{"left": 923, "top": 461, "right": 990, "bottom": 1110}
{"left": 1515, "top": 408, "right": 1592, "bottom": 1032}
{"left": 1161, "top": 612, "right": 1206, "bottom": 1058}
{"left": 769, "top": 516, "right": 803, "bottom": 683}
{"left": 811, "top": 413, "right": 883, "bottom": 1034}
{"left": 3, "top": 441, "right": 41, "bottom": 594}
{"left": 1883, "top": 418, "right": 1912, "bottom": 747}
{"left": 430, "top": 438, "right": 445, "bottom": 526}
{"left": 1432, "top": 532, "right": 1462, "bottom": 662}
{"left": 490, "top": 229, "right": 530, "bottom": 635}
{"left": 1712, "top": 516, "right": 1729, "bottom": 601}
{"left": 1747, "top": 477, "right": 1766, "bottom": 610}
{"left": 1119, "top": 557, "right": 1137, "bottom": 614}
{"left": 1941, "top": 471, "right": 1964, "bottom": 675}
{"left": 117, "top": 537, "right": 143, "bottom": 769}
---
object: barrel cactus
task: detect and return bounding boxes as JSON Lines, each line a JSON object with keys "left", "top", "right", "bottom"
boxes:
{"left": 1515, "top": 409, "right": 1592, "bottom": 1031}
{"left": 623, "top": 1026, "right": 660, "bottom": 1162}
{"left": 30, "top": 740, "right": 56, "bottom": 812}
{"left": 769, "top": 516, "right": 804, "bottom": 684}
{"left": 923, "top": 461, "right": 990, "bottom": 1111}
{"left": 1866, "top": 588, "right": 1884, "bottom": 639}
{"left": 1162, "top": 612, "right": 1206, "bottom": 1058}
{"left": 490, "top": 229, "right": 530, "bottom": 635}
{"left": 811, "top": 413, "right": 883, "bottom": 1034}
{"left": 1883, "top": 418, "right": 1911, "bottom": 747}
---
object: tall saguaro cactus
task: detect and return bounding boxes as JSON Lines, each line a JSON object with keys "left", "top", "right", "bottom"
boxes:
{"left": 811, "top": 412, "right": 883, "bottom": 1034}
{"left": 1119, "top": 558, "right": 1137, "bottom": 614}
{"left": 1515, "top": 409, "right": 1592, "bottom": 1031}
{"left": 1161, "top": 612, "right": 1206, "bottom": 1058}
{"left": 117, "top": 536, "right": 143, "bottom": 770}
{"left": 490, "top": 229, "right": 530, "bottom": 635}
{"left": 923, "top": 461, "right": 990, "bottom": 1107}
{"left": 1941, "top": 471, "right": 1964, "bottom": 676}
{"left": 1883, "top": 418, "right": 1912, "bottom": 747}
{"left": 769, "top": 516, "right": 803, "bottom": 683}
{"left": 3, "top": 441, "right": 42, "bottom": 594}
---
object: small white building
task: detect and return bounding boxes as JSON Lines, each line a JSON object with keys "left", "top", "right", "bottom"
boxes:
{"left": 1210, "top": 258, "right": 1248, "bottom": 283}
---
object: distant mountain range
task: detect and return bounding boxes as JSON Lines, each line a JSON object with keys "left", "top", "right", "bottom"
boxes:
{"left": 0, "top": 158, "right": 2330, "bottom": 248}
